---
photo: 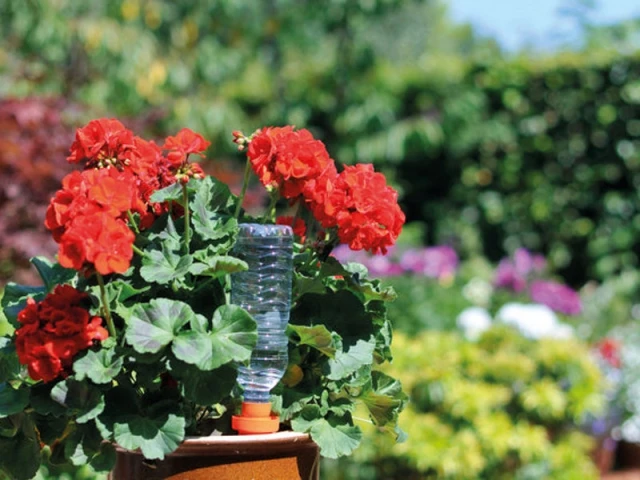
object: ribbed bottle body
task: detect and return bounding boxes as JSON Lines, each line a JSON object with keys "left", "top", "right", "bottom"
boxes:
{"left": 231, "top": 224, "right": 293, "bottom": 403}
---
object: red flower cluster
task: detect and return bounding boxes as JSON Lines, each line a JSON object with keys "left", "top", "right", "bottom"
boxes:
{"left": 15, "top": 285, "right": 108, "bottom": 383}
{"left": 246, "top": 127, "right": 405, "bottom": 254}
{"left": 247, "top": 126, "right": 336, "bottom": 200}
{"left": 46, "top": 119, "right": 209, "bottom": 275}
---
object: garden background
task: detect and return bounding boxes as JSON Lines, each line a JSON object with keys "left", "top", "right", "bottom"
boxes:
{"left": 1, "top": 0, "right": 640, "bottom": 478}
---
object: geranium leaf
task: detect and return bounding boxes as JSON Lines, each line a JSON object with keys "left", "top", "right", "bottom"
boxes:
{"left": 291, "top": 290, "right": 374, "bottom": 348}
{"left": 291, "top": 407, "right": 362, "bottom": 459}
{"left": 0, "top": 384, "right": 29, "bottom": 418}
{"left": 29, "top": 383, "right": 67, "bottom": 416}
{"left": 0, "top": 414, "right": 41, "bottom": 480}
{"left": 64, "top": 422, "right": 104, "bottom": 466}
{"left": 172, "top": 362, "right": 237, "bottom": 405}
{"left": 73, "top": 348, "right": 123, "bottom": 384}
{"left": 210, "top": 305, "right": 257, "bottom": 365}
{"left": 30, "top": 257, "right": 77, "bottom": 293}
{"left": 104, "top": 279, "right": 151, "bottom": 304}
{"left": 113, "top": 413, "right": 185, "bottom": 460}
{"left": 33, "top": 413, "right": 69, "bottom": 445}
{"left": 0, "top": 338, "right": 20, "bottom": 383}
{"left": 140, "top": 248, "right": 193, "bottom": 285}
{"left": 50, "top": 378, "right": 105, "bottom": 424}
{"left": 286, "top": 324, "right": 337, "bottom": 358}
{"left": 90, "top": 442, "right": 116, "bottom": 472}
{"left": 149, "top": 182, "right": 184, "bottom": 204}
{"left": 188, "top": 255, "right": 248, "bottom": 278}
{"left": 173, "top": 305, "right": 257, "bottom": 370}
{"left": 310, "top": 419, "right": 362, "bottom": 459}
{"left": 171, "top": 331, "right": 211, "bottom": 366}
{"left": 1, "top": 283, "right": 45, "bottom": 328}
{"left": 125, "top": 299, "right": 194, "bottom": 354}
{"left": 327, "top": 340, "right": 375, "bottom": 380}
{"left": 360, "top": 371, "right": 408, "bottom": 427}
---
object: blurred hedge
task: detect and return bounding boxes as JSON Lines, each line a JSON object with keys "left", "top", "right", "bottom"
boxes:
{"left": 1, "top": 0, "right": 639, "bottom": 285}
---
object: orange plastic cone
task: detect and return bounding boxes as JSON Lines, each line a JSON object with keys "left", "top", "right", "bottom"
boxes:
{"left": 231, "top": 402, "right": 280, "bottom": 435}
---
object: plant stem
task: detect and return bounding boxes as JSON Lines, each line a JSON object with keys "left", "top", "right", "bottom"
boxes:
{"left": 126, "top": 210, "right": 140, "bottom": 234}
{"left": 96, "top": 273, "right": 116, "bottom": 338}
{"left": 132, "top": 244, "right": 147, "bottom": 258}
{"left": 267, "top": 191, "right": 279, "bottom": 223}
{"left": 182, "top": 183, "right": 191, "bottom": 253}
{"left": 234, "top": 158, "right": 252, "bottom": 220}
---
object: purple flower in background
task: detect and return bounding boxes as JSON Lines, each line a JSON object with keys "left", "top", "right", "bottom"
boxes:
{"left": 399, "top": 246, "right": 458, "bottom": 279}
{"left": 332, "top": 243, "right": 458, "bottom": 278}
{"left": 494, "top": 248, "right": 546, "bottom": 292}
{"left": 494, "top": 258, "right": 528, "bottom": 292}
{"left": 330, "top": 244, "right": 402, "bottom": 276}
{"left": 529, "top": 280, "right": 582, "bottom": 316}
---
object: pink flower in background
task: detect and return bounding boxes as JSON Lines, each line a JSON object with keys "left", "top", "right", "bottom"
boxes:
{"left": 332, "top": 244, "right": 457, "bottom": 278}
{"left": 494, "top": 248, "right": 546, "bottom": 292}
{"left": 400, "top": 246, "right": 458, "bottom": 280}
{"left": 494, "top": 258, "right": 528, "bottom": 292}
{"left": 529, "top": 279, "right": 582, "bottom": 316}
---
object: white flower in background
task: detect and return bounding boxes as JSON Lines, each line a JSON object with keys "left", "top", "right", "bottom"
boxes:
{"left": 462, "top": 278, "right": 494, "bottom": 307}
{"left": 496, "top": 302, "right": 574, "bottom": 340}
{"left": 457, "top": 307, "right": 492, "bottom": 340}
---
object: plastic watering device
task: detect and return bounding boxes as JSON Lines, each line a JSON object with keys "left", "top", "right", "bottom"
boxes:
{"left": 230, "top": 223, "right": 293, "bottom": 434}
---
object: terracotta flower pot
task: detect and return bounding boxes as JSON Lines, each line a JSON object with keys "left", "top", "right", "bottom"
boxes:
{"left": 108, "top": 431, "right": 319, "bottom": 480}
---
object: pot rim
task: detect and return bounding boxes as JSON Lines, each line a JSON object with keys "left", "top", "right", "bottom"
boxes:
{"left": 113, "top": 430, "right": 314, "bottom": 456}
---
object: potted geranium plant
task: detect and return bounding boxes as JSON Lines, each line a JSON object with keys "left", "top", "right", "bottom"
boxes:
{"left": 0, "top": 120, "right": 407, "bottom": 479}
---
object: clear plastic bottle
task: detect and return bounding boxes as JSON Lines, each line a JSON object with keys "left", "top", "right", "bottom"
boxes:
{"left": 231, "top": 223, "right": 293, "bottom": 404}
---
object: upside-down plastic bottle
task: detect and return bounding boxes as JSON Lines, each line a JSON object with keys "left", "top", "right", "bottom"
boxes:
{"left": 230, "top": 223, "right": 294, "bottom": 434}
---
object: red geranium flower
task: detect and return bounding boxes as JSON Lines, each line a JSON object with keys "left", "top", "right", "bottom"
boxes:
{"left": 276, "top": 216, "right": 307, "bottom": 242}
{"left": 247, "top": 126, "right": 335, "bottom": 201}
{"left": 163, "top": 128, "right": 211, "bottom": 167}
{"left": 329, "top": 164, "right": 405, "bottom": 254}
{"left": 15, "top": 285, "right": 108, "bottom": 383}
{"left": 67, "top": 118, "right": 136, "bottom": 168}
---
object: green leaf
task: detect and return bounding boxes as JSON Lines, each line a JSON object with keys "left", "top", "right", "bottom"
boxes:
{"left": 125, "top": 299, "right": 194, "bottom": 354}
{"left": 291, "top": 290, "right": 374, "bottom": 349}
{"left": 113, "top": 413, "right": 185, "bottom": 460}
{"left": 147, "top": 214, "right": 182, "bottom": 252}
{"left": 327, "top": 340, "right": 375, "bottom": 380}
{"left": 30, "top": 256, "right": 76, "bottom": 292}
{"left": 64, "top": 422, "right": 104, "bottom": 466}
{"left": 150, "top": 182, "right": 184, "bottom": 204}
{"left": 360, "top": 371, "right": 407, "bottom": 427}
{"left": 50, "top": 378, "right": 105, "bottom": 423}
{"left": 172, "top": 305, "right": 257, "bottom": 370}
{"left": 189, "top": 254, "right": 248, "bottom": 278}
{"left": 190, "top": 177, "right": 237, "bottom": 242}
{"left": 140, "top": 247, "right": 193, "bottom": 285}
{"left": 105, "top": 279, "right": 151, "bottom": 304}
{"left": 172, "top": 362, "right": 237, "bottom": 405}
{"left": 29, "top": 383, "right": 67, "bottom": 416}
{"left": 0, "top": 384, "right": 29, "bottom": 418}
{"left": 287, "top": 324, "right": 337, "bottom": 358}
{"left": 33, "top": 413, "right": 69, "bottom": 444}
{"left": 0, "top": 414, "right": 41, "bottom": 480}
{"left": 291, "top": 406, "right": 361, "bottom": 459}
{"left": 310, "top": 418, "right": 362, "bottom": 459}
{"left": 91, "top": 442, "right": 117, "bottom": 472}
{"left": 73, "top": 348, "right": 123, "bottom": 384}
{"left": 0, "top": 338, "right": 20, "bottom": 383}
{"left": 1, "top": 283, "right": 45, "bottom": 328}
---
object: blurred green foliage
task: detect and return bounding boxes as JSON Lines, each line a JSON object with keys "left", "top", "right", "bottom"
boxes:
{"left": 322, "top": 326, "right": 605, "bottom": 479}
{"left": 1, "top": 1, "right": 638, "bottom": 286}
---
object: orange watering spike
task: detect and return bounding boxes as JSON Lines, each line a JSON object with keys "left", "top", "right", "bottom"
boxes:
{"left": 232, "top": 401, "right": 280, "bottom": 435}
